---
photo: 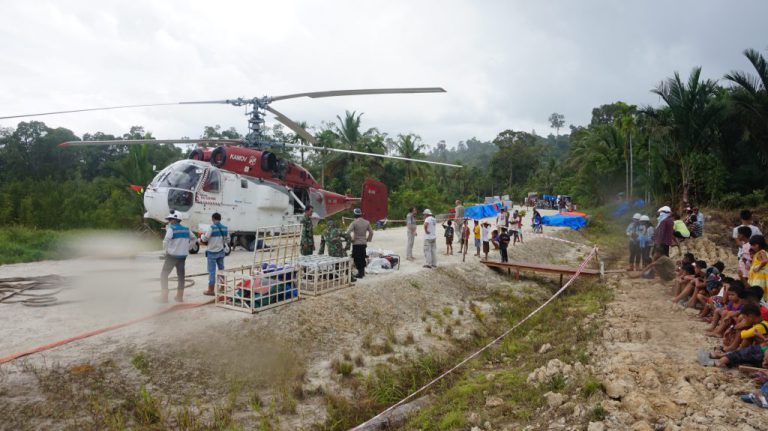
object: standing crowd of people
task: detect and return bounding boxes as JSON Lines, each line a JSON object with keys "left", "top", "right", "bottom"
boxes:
{"left": 158, "top": 198, "right": 548, "bottom": 299}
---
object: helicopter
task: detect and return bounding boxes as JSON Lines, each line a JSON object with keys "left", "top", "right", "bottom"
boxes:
{"left": 1, "top": 87, "right": 461, "bottom": 252}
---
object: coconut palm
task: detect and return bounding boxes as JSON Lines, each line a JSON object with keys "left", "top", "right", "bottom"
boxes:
{"left": 393, "top": 133, "right": 428, "bottom": 181}
{"left": 567, "top": 124, "right": 625, "bottom": 203}
{"left": 724, "top": 48, "right": 768, "bottom": 157}
{"left": 649, "top": 67, "right": 725, "bottom": 202}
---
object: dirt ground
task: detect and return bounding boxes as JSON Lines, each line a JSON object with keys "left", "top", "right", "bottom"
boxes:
{"left": 514, "top": 221, "right": 768, "bottom": 430}
{"left": 0, "top": 207, "right": 579, "bottom": 430}
{"left": 581, "top": 234, "right": 766, "bottom": 431}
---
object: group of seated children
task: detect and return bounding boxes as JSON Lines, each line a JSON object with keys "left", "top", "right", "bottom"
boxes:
{"left": 656, "top": 224, "right": 768, "bottom": 407}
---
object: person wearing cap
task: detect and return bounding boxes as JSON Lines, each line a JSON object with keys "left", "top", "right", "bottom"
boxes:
{"left": 422, "top": 209, "right": 438, "bottom": 268}
{"left": 201, "top": 212, "right": 230, "bottom": 296}
{"left": 300, "top": 206, "right": 315, "bottom": 256}
{"left": 626, "top": 213, "right": 645, "bottom": 271}
{"left": 346, "top": 208, "right": 373, "bottom": 278}
{"left": 405, "top": 207, "right": 418, "bottom": 261}
{"left": 638, "top": 215, "right": 655, "bottom": 266}
{"left": 161, "top": 211, "right": 195, "bottom": 302}
{"left": 655, "top": 206, "right": 674, "bottom": 257}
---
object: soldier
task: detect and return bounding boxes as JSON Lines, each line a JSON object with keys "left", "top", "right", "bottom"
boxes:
{"left": 300, "top": 205, "right": 315, "bottom": 256}
{"left": 319, "top": 219, "right": 351, "bottom": 257}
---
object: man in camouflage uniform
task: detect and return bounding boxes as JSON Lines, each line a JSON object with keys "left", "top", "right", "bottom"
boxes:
{"left": 300, "top": 205, "right": 315, "bottom": 256}
{"left": 319, "top": 219, "right": 351, "bottom": 257}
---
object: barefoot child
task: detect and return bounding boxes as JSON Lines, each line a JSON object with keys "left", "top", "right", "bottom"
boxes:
{"left": 712, "top": 304, "right": 768, "bottom": 362}
{"left": 480, "top": 222, "right": 490, "bottom": 260}
{"left": 442, "top": 220, "right": 454, "bottom": 255}
{"left": 459, "top": 219, "right": 470, "bottom": 255}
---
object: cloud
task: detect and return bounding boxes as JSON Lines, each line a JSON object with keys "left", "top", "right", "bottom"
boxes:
{"left": 1, "top": 0, "right": 766, "bottom": 148}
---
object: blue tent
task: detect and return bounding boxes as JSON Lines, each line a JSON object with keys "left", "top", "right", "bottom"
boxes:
{"left": 463, "top": 203, "right": 501, "bottom": 220}
{"left": 541, "top": 214, "right": 588, "bottom": 230}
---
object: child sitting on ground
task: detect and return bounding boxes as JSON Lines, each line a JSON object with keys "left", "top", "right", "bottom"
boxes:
{"left": 707, "top": 285, "right": 749, "bottom": 338}
{"left": 711, "top": 304, "right": 768, "bottom": 365}
{"left": 696, "top": 266, "right": 725, "bottom": 319}
{"left": 690, "top": 262, "right": 725, "bottom": 310}
{"left": 671, "top": 260, "right": 707, "bottom": 305}
{"left": 723, "top": 292, "right": 767, "bottom": 352}
{"left": 705, "top": 279, "right": 743, "bottom": 331}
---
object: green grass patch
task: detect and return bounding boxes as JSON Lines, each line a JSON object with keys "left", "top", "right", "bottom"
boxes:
{"left": 130, "top": 352, "right": 150, "bottom": 375}
{"left": 320, "top": 279, "right": 613, "bottom": 430}
{"left": 0, "top": 226, "right": 66, "bottom": 264}
{"left": 403, "top": 279, "right": 612, "bottom": 430}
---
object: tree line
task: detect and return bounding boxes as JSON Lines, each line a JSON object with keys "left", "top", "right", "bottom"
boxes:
{"left": 0, "top": 46, "right": 765, "bottom": 230}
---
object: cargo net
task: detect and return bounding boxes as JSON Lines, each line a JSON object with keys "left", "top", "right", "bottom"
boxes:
{"left": 216, "top": 224, "right": 302, "bottom": 313}
{"left": 297, "top": 255, "right": 353, "bottom": 296}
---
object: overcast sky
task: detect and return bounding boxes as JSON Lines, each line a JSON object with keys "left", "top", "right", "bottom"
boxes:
{"left": 1, "top": 0, "right": 766, "bottom": 149}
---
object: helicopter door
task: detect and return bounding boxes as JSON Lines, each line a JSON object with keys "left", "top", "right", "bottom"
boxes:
{"left": 196, "top": 168, "right": 223, "bottom": 207}
{"left": 291, "top": 188, "right": 309, "bottom": 214}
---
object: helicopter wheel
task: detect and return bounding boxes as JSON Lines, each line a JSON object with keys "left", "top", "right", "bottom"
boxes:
{"left": 238, "top": 234, "right": 256, "bottom": 252}
{"left": 189, "top": 241, "right": 200, "bottom": 255}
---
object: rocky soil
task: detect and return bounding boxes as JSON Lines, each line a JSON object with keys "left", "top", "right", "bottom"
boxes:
{"left": 518, "top": 235, "right": 768, "bottom": 430}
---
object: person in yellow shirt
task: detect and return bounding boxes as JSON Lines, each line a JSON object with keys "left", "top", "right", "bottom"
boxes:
{"left": 711, "top": 304, "right": 768, "bottom": 367}
{"left": 473, "top": 219, "right": 481, "bottom": 256}
{"left": 749, "top": 235, "right": 768, "bottom": 298}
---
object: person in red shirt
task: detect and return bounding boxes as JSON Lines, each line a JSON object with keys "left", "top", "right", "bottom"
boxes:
{"left": 655, "top": 206, "right": 674, "bottom": 257}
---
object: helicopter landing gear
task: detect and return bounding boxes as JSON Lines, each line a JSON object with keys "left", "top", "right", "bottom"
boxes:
{"left": 238, "top": 234, "right": 256, "bottom": 252}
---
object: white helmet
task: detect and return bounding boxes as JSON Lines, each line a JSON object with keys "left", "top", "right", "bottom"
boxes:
{"left": 353, "top": 208, "right": 362, "bottom": 216}
{"left": 632, "top": 213, "right": 642, "bottom": 220}
{"left": 165, "top": 212, "right": 182, "bottom": 221}
{"left": 657, "top": 206, "right": 671, "bottom": 213}
{"left": 639, "top": 215, "right": 650, "bottom": 222}
{"left": 423, "top": 209, "right": 433, "bottom": 215}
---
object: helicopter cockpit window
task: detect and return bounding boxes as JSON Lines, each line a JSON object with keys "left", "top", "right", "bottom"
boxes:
{"left": 203, "top": 169, "right": 221, "bottom": 193}
{"left": 158, "top": 162, "right": 203, "bottom": 191}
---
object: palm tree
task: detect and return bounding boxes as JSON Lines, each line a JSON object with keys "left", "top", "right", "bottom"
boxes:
{"left": 393, "top": 133, "right": 428, "bottom": 181}
{"left": 724, "top": 48, "right": 768, "bottom": 158}
{"left": 649, "top": 67, "right": 725, "bottom": 203}
{"left": 567, "top": 124, "right": 625, "bottom": 203}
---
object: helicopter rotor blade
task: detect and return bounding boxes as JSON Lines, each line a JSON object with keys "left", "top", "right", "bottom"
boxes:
{"left": 0, "top": 103, "right": 183, "bottom": 120}
{"left": 58, "top": 139, "right": 244, "bottom": 148}
{"left": 264, "top": 106, "right": 317, "bottom": 144}
{"left": 270, "top": 87, "right": 446, "bottom": 102}
{"left": 280, "top": 143, "right": 462, "bottom": 168}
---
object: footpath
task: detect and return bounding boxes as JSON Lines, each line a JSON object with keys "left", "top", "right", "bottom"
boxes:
{"left": 587, "top": 236, "right": 767, "bottom": 430}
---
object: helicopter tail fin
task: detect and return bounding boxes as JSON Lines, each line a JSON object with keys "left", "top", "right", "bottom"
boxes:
{"left": 361, "top": 178, "right": 388, "bottom": 223}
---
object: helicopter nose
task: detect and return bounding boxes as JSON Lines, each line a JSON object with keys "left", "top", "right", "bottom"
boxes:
{"left": 143, "top": 187, "right": 169, "bottom": 221}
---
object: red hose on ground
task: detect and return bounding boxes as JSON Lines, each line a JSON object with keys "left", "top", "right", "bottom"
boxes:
{"left": 0, "top": 299, "right": 214, "bottom": 364}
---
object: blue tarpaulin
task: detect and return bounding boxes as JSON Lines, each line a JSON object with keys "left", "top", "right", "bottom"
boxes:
{"left": 463, "top": 203, "right": 501, "bottom": 220}
{"left": 612, "top": 199, "right": 647, "bottom": 217}
{"left": 541, "top": 214, "right": 588, "bottom": 230}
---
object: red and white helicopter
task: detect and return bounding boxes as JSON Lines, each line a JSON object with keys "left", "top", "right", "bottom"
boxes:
{"left": 2, "top": 88, "right": 460, "bottom": 251}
